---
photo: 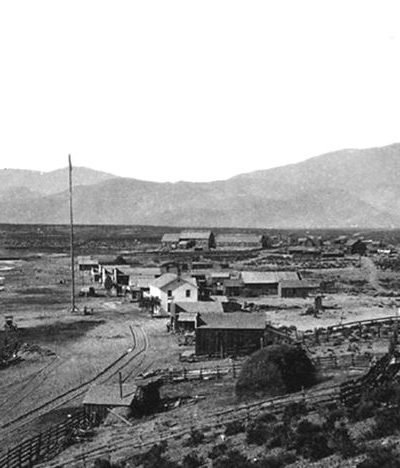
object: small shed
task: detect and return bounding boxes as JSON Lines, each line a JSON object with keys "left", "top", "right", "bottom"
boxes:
{"left": 278, "top": 280, "right": 320, "bottom": 298}
{"left": 83, "top": 379, "right": 162, "bottom": 421}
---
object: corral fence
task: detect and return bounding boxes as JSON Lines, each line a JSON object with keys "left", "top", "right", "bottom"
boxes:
{"left": 37, "top": 354, "right": 395, "bottom": 468}
{"left": 0, "top": 409, "right": 100, "bottom": 468}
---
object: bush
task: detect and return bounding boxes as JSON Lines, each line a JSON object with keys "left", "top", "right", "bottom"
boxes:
{"left": 236, "top": 344, "right": 316, "bottom": 399}
{"left": 224, "top": 420, "right": 245, "bottom": 436}
{"left": 181, "top": 453, "right": 204, "bottom": 468}
{"left": 329, "top": 423, "right": 358, "bottom": 459}
{"left": 294, "top": 420, "right": 332, "bottom": 461}
{"left": 135, "top": 442, "right": 179, "bottom": 468}
{"left": 212, "top": 449, "right": 253, "bottom": 468}
{"left": 371, "top": 407, "right": 400, "bottom": 438}
{"left": 185, "top": 428, "right": 205, "bottom": 446}
{"left": 357, "top": 444, "right": 400, "bottom": 468}
{"left": 208, "top": 443, "right": 227, "bottom": 460}
{"left": 246, "top": 419, "right": 277, "bottom": 446}
{"left": 252, "top": 452, "right": 297, "bottom": 468}
{"left": 282, "top": 402, "right": 308, "bottom": 425}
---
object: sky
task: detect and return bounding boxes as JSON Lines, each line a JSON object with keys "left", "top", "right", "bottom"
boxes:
{"left": 1, "top": 1, "right": 400, "bottom": 182}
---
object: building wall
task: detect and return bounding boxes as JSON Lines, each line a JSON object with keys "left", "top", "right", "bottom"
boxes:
{"left": 149, "top": 281, "right": 198, "bottom": 313}
{"left": 195, "top": 328, "right": 265, "bottom": 356}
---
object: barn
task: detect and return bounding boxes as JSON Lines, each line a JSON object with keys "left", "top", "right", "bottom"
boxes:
{"left": 195, "top": 312, "right": 266, "bottom": 356}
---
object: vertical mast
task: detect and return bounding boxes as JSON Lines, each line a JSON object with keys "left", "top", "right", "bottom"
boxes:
{"left": 69, "top": 155, "right": 76, "bottom": 312}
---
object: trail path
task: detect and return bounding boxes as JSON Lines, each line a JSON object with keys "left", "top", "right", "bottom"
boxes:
{"left": 361, "top": 257, "right": 384, "bottom": 292}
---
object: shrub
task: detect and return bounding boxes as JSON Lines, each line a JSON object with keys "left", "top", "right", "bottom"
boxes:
{"left": 212, "top": 449, "right": 253, "bottom": 468}
{"left": 135, "top": 442, "right": 179, "bottom": 468}
{"left": 246, "top": 418, "right": 278, "bottom": 446}
{"left": 181, "top": 453, "right": 204, "bottom": 468}
{"left": 208, "top": 443, "right": 227, "bottom": 460}
{"left": 186, "top": 428, "right": 205, "bottom": 446}
{"left": 294, "top": 420, "right": 332, "bottom": 461}
{"left": 357, "top": 444, "right": 400, "bottom": 468}
{"left": 371, "top": 407, "right": 400, "bottom": 438}
{"left": 224, "top": 420, "right": 245, "bottom": 436}
{"left": 329, "top": 423, "right": 358, "bottom": 459}
{"left": 282, "top": 402, "right": 308, "bottom": 425}
{"left": 252, "top": 452, "right": 297, "bottom": 468}
{"left": 236, "top": 345, "right": 316, "bottom": 399}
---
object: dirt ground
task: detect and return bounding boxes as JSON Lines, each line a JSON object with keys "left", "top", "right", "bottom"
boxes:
{"left": 1, "top": 249, "right": 400, "bottom": 464}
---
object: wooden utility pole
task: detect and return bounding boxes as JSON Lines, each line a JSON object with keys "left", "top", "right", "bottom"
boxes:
{"left": 69, "top": 155, "right": 77, "bottom": 313}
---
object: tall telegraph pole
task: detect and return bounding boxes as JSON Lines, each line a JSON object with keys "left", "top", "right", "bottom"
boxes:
{"left": 69, "top": 155, "right": 77, "bottom": 312}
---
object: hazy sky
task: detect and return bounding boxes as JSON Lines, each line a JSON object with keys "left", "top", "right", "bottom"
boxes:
{"left": 1, "top": 1, "right": 400, "bottom": 182}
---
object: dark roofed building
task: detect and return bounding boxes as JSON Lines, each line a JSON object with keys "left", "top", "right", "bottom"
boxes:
{"left": 83, "top": 379, "right": 162, "bottom": 420}
{"left": 179, "top": 230, "right": 215, "bottom": 250}
{"left": 77, "top": 256, "right": 99, "bottom": 271}
{"left": 346, "top": 239, "right": 367, "bottom": 256}
{"left": 195, "top": 312, "right": 266, "bottom": 356}
{"left": 278, "top": 280, "right": 320, "bottom": 298}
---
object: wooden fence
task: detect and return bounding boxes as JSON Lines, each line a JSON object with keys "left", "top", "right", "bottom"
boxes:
{"left": 0, "top": 409, "right": 99, "bottom": 468}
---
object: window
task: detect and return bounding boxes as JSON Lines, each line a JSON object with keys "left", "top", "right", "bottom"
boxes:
{"left": 167, "top": 290, "right": 172, "bottom": 297}
{"left": 186, "top": 290, "right": 191, "bottom": 298}
{"left": 167, "top": 303, "right": 171, "bottom": 312}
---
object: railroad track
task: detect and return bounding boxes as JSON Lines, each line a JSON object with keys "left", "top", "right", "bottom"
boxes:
{"left": 38, "top": 349, "right": 400, "bottom": 468}
{"left": 0, "top": 324, "right": 149, "bottom": 445}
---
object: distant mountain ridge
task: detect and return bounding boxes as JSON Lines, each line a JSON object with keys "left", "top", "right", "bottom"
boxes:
{"left": 1, "top": 143, "right": 400, "bottom": 228}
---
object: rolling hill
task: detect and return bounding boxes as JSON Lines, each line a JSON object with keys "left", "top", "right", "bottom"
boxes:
{"left": 1, "top": 144, "right": 400, "bottom": 228}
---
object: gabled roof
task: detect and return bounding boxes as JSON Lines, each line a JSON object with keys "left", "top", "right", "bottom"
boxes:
{"left": 216, "top": 234, "right": 264, "bottom": 243}
{"left": 197, "top": 312, "right": 266, "bottom": 330}
{"left": 151, "top": 273, "right": 197, "bottom": 290}
{"left": 179, "top": 230, "right": 212, "bottom": 240}
{"left": 176, "top": 301, "right": 224, "bottom": 314}
{"left": 77, "top": 256, "right": 98, "bottom": 265}
{"left": 241, "top": 271, "right": 299, "bottom": 285}
{"left": 176, "top": 312, "right": 198, "bottom": 322}
{"left": 161, "top": 233, "right": 180, "bottom": 243}
{"left": 279, "top": 280, "right": 320, "bottom": 289}
{"left": 117, "top": 266, "right": 161, "bottom": 277}
{"left": 346, "top": 239, "right": 364, "bottom": 247}
{"left": 83, "top": 384, "right": 138, "bottom": 406}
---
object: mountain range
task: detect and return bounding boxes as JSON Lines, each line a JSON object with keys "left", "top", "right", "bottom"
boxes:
{"left": 1, "top": 143, "right": 400, "bottom": 228}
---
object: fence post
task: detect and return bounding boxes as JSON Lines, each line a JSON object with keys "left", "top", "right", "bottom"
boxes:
{"left": 232, "top": 362, "right": 236, "bottom": 378}
{"left": 216, "top": 365, "right": 220, "bottom": 379}
{"left": 200, "top": 367, "right": 203, "bottom": 380}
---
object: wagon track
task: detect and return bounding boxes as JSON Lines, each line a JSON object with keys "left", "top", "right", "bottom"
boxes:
{"left": 0, "top": 324, "right": 149, "bottom": 444}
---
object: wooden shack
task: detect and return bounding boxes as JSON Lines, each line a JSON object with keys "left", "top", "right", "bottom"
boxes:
{"left": 346, "top": 239, "right": 367, "bottom": 256}
{"left": 195, "top": 312, "right": 266, "bottom": 356}
{"left": 83, "top": 378, "right": 162, "bottom": 421}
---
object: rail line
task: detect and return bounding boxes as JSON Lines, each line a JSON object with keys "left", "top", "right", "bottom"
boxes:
{"left": 0, "top": 324, "right": 149, "bottom": 446}
{"left": 39, "top": 351, "right": 400, "bottom": 468}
